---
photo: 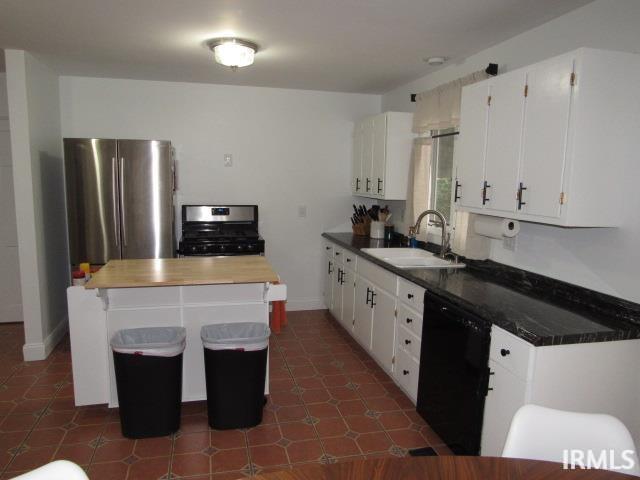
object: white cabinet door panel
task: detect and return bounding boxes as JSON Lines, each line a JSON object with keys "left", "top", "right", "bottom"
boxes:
{"left": 354, "top": 276, "right": 374, "bottom": 350}
{"left": 485, "top": 72, "right": 527, "bottom": 213}
{"left": 371, "top": 114, "right": 387, "bottom": 197}
{"left": 520, "top": 55, "right": 574, "bottom": 218}
{"left": 323, "top": 257, "right": 334, "bottom": 309}
{"left": 371, "top": 287, "right": 396, "bottom": 373}
{"left": 456, "top": 82, "right": 490, "bottom": 209}
{"left": 330, "top": 265, "right": 344, "bottom": 323}
{"left": 341, "top": 268, "right": 356, "bottom": 332}
{"left": 352, "top": 124, "right": 364, "bottom": 194}
{"left": 362, "top": 118, "right": 374, "bottom": 195}
{"left": 481, "top": 360, "right": 528, "bottom": 456}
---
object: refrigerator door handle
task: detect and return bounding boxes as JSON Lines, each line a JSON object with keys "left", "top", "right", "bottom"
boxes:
{"left": 112, "top": 157, "right": 120, "bottom": 247}
{"left": 119, "top": 157, "right": 127, "bottom": 246}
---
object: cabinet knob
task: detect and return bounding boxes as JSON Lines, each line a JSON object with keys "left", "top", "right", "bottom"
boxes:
{"left": 346, "top": 258, "right": 351, "bottom": 262}
{"left": 407, "top": 293, "right": 414, "bottom": 299}
{"left": 325, "top": 246, "right": 331, "bottom": 250}
{"left": 500, "top": 348, "right": 511, "bottom": 357}
{"left": 335, "top": 252, "right": 340, "bottom": 256}
{"left": 403, "top": 370, "right": 409, "bottom": 375}
{"left": 406, "top": 318, "right": 413, "bottom": 324}
{"left": 404, "top": 339, "right": 411, "bottom": 345}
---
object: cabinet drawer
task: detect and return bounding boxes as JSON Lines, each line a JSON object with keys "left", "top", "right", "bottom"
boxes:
{"left": 396, "top": 302, "right": 423, "bottom": 338}
{"left": 394, "top": 347, "right": 419, "bottom": 402}
{"left": 396, "top": 324, "right": 421, "bottom": 361}
{"left": 322, "top": 239, "right": 334, "bottom": 256}
{"left": 343, "top": 250, "right": 357, "bottom": 269}
{"left": 398, "top": 278, "right": 425, "bottom": 313}
{"left": 333, "top": 246, "right": 344, "bottom": 262}
{"left": 490, "top": 326, "right": 534, "bottom": 380}
{"left": 358, "top": 257, "right": 397, "bottom": 294}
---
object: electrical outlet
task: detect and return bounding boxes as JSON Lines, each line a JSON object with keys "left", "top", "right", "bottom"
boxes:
{"left": 503, "top": 236, "right": 517, "bottom": 252}
{"left": 224, "top": 154, "right": 233, "bottom": 167}
{"left": 298, "top": 205, "right": 307, "bottom": 218}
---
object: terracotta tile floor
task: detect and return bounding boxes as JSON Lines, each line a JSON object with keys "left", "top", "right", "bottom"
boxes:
{"left": 0, "top": 310, "right": 450, "bottom": 479}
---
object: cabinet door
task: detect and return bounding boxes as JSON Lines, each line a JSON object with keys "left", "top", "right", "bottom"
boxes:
{"left": 371, "top": 114, "right": 387, "bottom": 197}
{"left": 456, "top": 82, "right": 491, "bottom": 209}
{"left": 371, "top": 287, "right": 396, "bottom": 373}
{"left": 484, "top": 72, "right": 526, "bottom": 213}
{"left": 481, "top": 360, "right": 528, "bottom": 456}
{"left": 323, "top": 257, "right": 334, "bottom": 309}
{"left": 341, "top": 268, "right": 356, "bottom": 332}
{"left": 353, "top": 276, "right": 374, "bottom": 350}
{"left": 519, "top": 55, "right": 574, "bottom": 218}
{"left": 352, "top": 124, "right": 364, "bottom": 194}
{"left": 361, "top": 118, "right": 374, "bottom": 195}
{"left": 330, "top": 266, "right": 343, "bottom": 323}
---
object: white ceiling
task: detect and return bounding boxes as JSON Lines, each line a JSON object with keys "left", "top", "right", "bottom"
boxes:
{"left": 0, "top": 0, "right": 593, "bottom": 94}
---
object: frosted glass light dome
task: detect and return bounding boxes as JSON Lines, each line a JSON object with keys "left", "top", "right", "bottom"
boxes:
{"left": 208, "top": 38, "right": 258, "bottom": 68}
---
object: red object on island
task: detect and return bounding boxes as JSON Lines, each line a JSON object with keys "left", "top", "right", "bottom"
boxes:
{"left": 270, "top": 282, "right": 287, "bottom": 334}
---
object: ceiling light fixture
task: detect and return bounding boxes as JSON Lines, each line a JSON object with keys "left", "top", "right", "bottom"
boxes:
{"left": 207, "top": 38, "right": 258, "bottom": 70}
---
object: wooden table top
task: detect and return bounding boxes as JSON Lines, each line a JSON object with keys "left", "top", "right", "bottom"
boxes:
{"left": 252, "top": 456, "right": 632, "bottom": 480}
{"left": 85, "top": 257, "right": 279, "bottom": 289}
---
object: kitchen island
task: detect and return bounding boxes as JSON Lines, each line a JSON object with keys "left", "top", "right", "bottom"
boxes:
{"left": 67, "top": 257, "right": 286, "bottom": 407}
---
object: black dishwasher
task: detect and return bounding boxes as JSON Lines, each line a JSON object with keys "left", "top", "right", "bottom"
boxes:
{"left": 415, "top": 290, "right": 491, "bottom": 455}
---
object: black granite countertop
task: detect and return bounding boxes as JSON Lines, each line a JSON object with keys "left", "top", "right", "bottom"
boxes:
{"left": 322, "top": 232, "right": 640, "bottom": 346}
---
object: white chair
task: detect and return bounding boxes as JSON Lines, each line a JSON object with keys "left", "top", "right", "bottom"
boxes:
{"left": 9, "top": 460, "right": 89, "bottom": 480}
{"left": 502, "top": 404, "right": 640, "bottom": 476}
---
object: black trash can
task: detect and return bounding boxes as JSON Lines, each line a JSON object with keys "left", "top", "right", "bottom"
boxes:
{"left": 201, "top": 322, "right": 270, "bottom": 430}
{"left": 111, "top": 327, "right": 186, "bottom": 438}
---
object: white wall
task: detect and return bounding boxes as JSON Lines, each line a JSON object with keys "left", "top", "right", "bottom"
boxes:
{"left": 60, "top": 76, "right": 380, "bottom": 310}
{"left": 380, "top": 0, "right": 640, "bottom": 303}
{"left": 0, "top": 72, "right": 22, "bottom": 324}
{"left": 5, "top": 50, "right": 69, "bottom": 359}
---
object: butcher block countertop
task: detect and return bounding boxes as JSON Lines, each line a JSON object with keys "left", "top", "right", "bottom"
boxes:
{"left": 85, "top": 257, "right": 279, "bottom": 289}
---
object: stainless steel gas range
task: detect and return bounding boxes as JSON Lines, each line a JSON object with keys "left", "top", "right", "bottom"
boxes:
{"left": 177, "top": 205, "right": 265, "bottom": 257}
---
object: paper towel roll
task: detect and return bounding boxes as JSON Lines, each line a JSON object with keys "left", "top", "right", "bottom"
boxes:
{"left": 473, "top": 216, "right": 520, "bottom": 239}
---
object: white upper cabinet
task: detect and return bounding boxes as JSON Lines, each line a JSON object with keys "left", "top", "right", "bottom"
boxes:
{"left": 352, "top": 112, "right": 413, "bottom": 200}
{"left": 456, "top": 82, "right": 490, "bottom": 209}
{"left": 455, "top": 48, "right": 640, "bottom": 227}
{"left": 484, "top": 71, "right": 526, "bottom": 213}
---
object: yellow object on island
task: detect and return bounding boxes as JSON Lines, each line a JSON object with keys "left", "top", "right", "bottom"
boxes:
{"left": 85, "top": 257, "right": 279, "bottom": 289}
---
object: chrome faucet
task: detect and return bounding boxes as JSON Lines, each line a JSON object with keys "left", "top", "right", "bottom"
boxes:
{"left": 409, "top": 209, "right": 449, "bottom": 259}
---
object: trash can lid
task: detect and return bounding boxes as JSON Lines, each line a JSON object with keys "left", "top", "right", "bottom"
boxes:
{"left": 200, "top": 322, "right": 270, "bottom": 346}
{"left": 111, "top": 327, "right": 186, "bottom": 352}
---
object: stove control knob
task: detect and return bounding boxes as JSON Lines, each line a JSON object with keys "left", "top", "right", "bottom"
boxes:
{"left": 190, "top": 245, "right": 198, "bottom": 253}
{"left": 247, "top": 244, "right": 256, "bottom": 251}
{"left": 219, "top": 244, "right": 226, "bottom": 253}
{"left": 236, "top": 244, "right": 245, "bottom": 252}
{"left": 198, "top": 245, "right": 208, "bottom": 254}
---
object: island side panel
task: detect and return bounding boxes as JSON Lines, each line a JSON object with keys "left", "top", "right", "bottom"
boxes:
{"left": 67, "top": 286, "right": 109, "bottom": 406}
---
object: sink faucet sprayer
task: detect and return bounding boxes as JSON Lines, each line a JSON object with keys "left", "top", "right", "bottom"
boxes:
{"left": 408, "top": 209, "right": 450, "bottom": 259}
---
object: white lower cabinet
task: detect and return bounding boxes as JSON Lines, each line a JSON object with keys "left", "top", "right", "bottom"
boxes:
{"left": 393, "top": 345, "right": 419, "bottom": 401}
{"left": 481, "top": 326, "right": 640, "bottom": 456}
{"left": 323, "top": 255, "right": 334, "bottom": 310}
{"left": 353, "top": 275, "right": 374, "bottom": 349}
{"left": 481, "top": 359, "right": 528, "bottom": 456}
{"left": 341, "top": 267, "right": 356, "bottom": 332}
{"left": 330, "top": 263, "right": 343, "bottom": 322}
{"left": 370, "top": 287, "right": 396, "bottom": 374}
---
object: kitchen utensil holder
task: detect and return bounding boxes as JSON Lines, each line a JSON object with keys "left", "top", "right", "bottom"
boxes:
{"left": 370, "top": 221, "right": 385, "bottom": 239}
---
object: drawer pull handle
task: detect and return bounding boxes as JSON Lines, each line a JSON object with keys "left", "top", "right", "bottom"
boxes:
{"left": 325, "top": 246, "right": 331, "bottom": 250}
{"left": 335, "top": 252, "right": 340, "bottom": 256}
{"left": 346, "top": 258, "right": 351, "bottom": 262}
{"left": 407, "top": 294, "right": 414, "bottom": 299}
{"left": 406, "top": 318, "right": 413, "bottom": 324}
{"left": 500, "top": 348, "right": 511, "bottom": 357}
{"left": 403, "top": 370, "right": 409, "bottom": 375}
{"left": 404, "top": 339, "right": 411, "bottom": 345}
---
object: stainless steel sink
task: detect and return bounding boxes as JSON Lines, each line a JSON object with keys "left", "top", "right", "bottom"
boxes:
{"left": 361, "top": 248, "right": 465, "bottom": 269}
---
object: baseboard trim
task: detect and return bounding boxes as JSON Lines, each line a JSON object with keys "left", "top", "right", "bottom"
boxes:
{"left": 22, "top": 315, "right": 69, "bottom": 361}
{"left": 285, "top": 298, "right": 326, "bottom": 311}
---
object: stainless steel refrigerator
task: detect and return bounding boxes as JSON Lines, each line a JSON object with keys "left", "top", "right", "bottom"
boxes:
{"left": 64, "top": 138, "right": 175, "bottom": 265}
